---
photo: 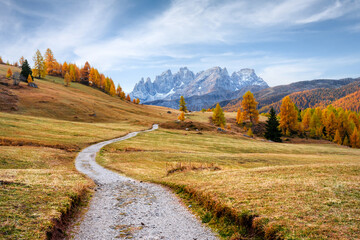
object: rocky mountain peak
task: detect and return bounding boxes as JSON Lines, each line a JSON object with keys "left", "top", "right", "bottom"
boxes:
{"left": 130, "top": 66, "right": 268, "bottom": 105}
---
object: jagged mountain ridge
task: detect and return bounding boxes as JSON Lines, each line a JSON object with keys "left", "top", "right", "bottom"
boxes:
{"left": 130, "top": 66, "right": 268, "bottom": 110}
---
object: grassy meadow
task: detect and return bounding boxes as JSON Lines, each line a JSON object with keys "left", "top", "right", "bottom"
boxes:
{"left": 1, "top": 63, "right": 359, "bottom": 239}
{"left": 97, "top": 112, "right": 360, "bottom": 239}
{"left": 0, "top": 64, "right": 176, "bottom": 239}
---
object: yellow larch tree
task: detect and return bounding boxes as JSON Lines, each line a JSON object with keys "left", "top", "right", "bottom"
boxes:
{"left": 6, "top": 68, "right": 12, "bottom": 79}
{"left": 325, "top": 111, "right": 337, "bottom": 140}
{"left": 32, "top": 49, "right": 46, "bottom": 79}
{"left": 64, "top": 72, "right": 70, "bottom": 87}
{"left": 178, "top": 111, "right": 185, "bottom": 121}
{"left": 279, "top": 96, "right": 298, "bottom": 136}
{"left": 333, "top": 129, "right": 342, "bottom": 145}
{"left": 241, "top": 91, "right": 259, "bottom": 123}
{"left": 62, "top": 62, "right": 68, "bottom": 77}
{"left": 236, "top": 108, "right": 245, "bottom": 124}
{"left": 44, "top": 48, "right": 57, "bottom": 76}
{"left": 302, "top": 109, "right": 311, "bottom": 130}
{"left": 350, "top": 127, "right": 360, "bottom": 148}
{"left": 212, "top": 103, "right": 226, "bottom": 127}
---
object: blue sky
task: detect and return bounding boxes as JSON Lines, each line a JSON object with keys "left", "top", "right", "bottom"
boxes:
{"left": 1, "top": 0, "right": 360, "bottom": 92}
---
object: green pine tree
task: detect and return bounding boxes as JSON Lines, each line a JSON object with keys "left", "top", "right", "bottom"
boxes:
{"left": 20, "top": 59, "right": 33, "bottom": 82}
{"left": 264, "top": 107, "right": 282, "bottom": 142}
{"left": 179, "top": 96, "right": 187, "bottom": 112}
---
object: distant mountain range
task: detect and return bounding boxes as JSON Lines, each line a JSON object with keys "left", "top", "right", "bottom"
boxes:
{"left": 222, "top": 77, "right": 360, "bottom": 112}
{"left": 130, "top": 67, "right": 268, "bottom": 110}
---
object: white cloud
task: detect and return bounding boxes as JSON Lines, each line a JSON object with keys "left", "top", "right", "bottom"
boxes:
{"left": 1, "top": 0, "right": 360, "bottom": 91}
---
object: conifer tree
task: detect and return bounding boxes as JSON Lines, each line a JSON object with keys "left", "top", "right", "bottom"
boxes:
{"left": 120, "top": 91, "right": 126, "bottom": 100}
{"left": 333, "top": 129, "right": 342, "bottom": 145}
{"left": 136, "top": 98, "right": 140, "bottom": 104}
{"left": 64, "top": 72, "right": 70, "bottom": 87}
{"left": 178, "top": 111, "right": 185, "bottom": 121}
{"left": 19, "top": 56, "right": 25, "bottom": 66}
{"left": 343, "top": 135, "right": 350, "bottom": 146}
{"left": 89, "top": 67, "right": 97, "bottom": 86}
{"left": 126, "top": 94, "right": 131, "bottom": 101}
{"left": 116, "top": 84, "right": 122, "bottom": 97}
{"left": 109, "top": 79, "right": 116, "bottom": 96}
{"left": 44, "top": 48, "right": 57, "bottom": 75}
{"left": 325, "top": 112, "right": 337, "bottom": 140}
{"left": 32, "top": 49, "right": 46, "bottom": 78}
{"left": 133, "top": 99, "right": 136, "bottom": 103}
{"left": 212, "top": 103, "right": 226, "bottom": 127}
{"left": 241, "top": 91, "right": 259, "bottom": 123}
{"left": 6, "top": 68, "right": 12, "bottom": 79}
{"left": 236, "top": 108, "right": 244, "bottom": 124}
{"left": 21, "top": 60, "right": 32, "bottom": 81}
{"left": 350, "top": 127, "right": 360, "bottom": 148}
{"left": 348, "top": 112, "right": 359, "bottom": 129}
{"left": 62, "top": 62, "right": 68, "bottom": 77}
{"left": 279, "top": 96, "right": 298, "bottom": 136}
{"left": 264, "top": 107, "right": 282, "bottom": 142}
{"left": 0, "top": 56, "right": 3, "bottom": 64}
{"left": 302, "top": 109, "right": 311, "bottom": 130}
{"left": 179, "top": 96, "right": 187, "bottom": 112}
{"left": 69, "top": 65, "right": 76, "bottom": 82}
{"left": 80, "top": 61, "right": 91, "bottom": 85}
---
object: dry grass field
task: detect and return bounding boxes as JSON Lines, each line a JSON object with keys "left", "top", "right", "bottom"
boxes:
{"left": 97, "top": 114, "right": 360, "bottom": 239}
{"left": 2, "top": 63, "right": 359, "bottom": 239}
{"left": 0, "top": 64, "right": 176, "bottom": 239}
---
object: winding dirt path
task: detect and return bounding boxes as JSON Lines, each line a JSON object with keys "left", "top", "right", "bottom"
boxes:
{"left": 71, "top": 124, "right": 217, "bottom": 239}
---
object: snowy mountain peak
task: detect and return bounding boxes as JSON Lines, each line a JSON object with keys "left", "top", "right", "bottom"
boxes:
{"left": 130, "top": 67, "right": 268, "bottom": 104}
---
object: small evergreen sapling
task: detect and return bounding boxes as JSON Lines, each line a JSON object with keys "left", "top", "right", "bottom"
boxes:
{"left": 264, "top": 108, "right": 282, "bottom": 142}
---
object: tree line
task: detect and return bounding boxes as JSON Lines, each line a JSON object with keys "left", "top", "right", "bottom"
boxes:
{"left": 2, "top": 49, "right": 139, "bottom": 103}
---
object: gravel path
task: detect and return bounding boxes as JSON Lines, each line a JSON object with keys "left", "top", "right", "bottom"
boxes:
{"left": 71, "top": 124, "right": 218, "bottom": 239}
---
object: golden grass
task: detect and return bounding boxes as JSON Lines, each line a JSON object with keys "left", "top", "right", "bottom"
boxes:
{"left": 98, "top": 128, "right": 360, "bottom": 239}
{"left": 0, "top": 65, "right": 179, "bottom": 239}
{"left": 0, "top": 64, "right": 177, "bottom": 123}
{"left": 0, "top": 146, "right": 92, "bottom": 239}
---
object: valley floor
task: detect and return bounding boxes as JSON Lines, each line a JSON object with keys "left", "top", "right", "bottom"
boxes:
{"left": 97, "top": 112, "right": 360, "bottom": 239}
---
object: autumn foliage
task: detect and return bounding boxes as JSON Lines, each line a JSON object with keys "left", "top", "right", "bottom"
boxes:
{"left": 178, "top": 111, "right": 185, "bottom": 121}
{"left": 212, "top": 103, "right": 226, "bottom": 127}
{"left": 241, "top": 91, "right": 259, "bottom": 123}
{"left": 6, "top": 68, "right": 12, "bottom": 79}
{"left": 179, "top": 96, "right": 187, "bottom": 112}
{"left": 33, "top": 49, "right": 46, "bottom": 79}
{"left": 25, "top": 49, "right": 129, "bottom": 101}
{"left": 279, "top": 96, "right": 298, "bottom": 136}
{"left": 276, "top": 94, "right": 360, "bottom": 148}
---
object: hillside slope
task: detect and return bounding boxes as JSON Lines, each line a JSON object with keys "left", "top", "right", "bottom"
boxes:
{"left": 0, "top": 64, "right": 174, "bottom": 123}
{"left": 333, "top": 89, "right": 360, "bottom": 112}
{"left": 223, "top": 77, "right": 360, "bottom": 112}
{"left": 259, "top": 80, "right": 360, "bottom": 112}
{"left": 0, "top": 64, "right": 176, "bottom": 239}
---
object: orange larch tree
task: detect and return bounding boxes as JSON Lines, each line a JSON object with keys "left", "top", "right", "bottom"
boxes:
{"left": 241, "top": 91, "right": 259, "bottom": 123}
{"left": 80, "top": 61, "right": 91, "bottom": 85}
{"left": 6, "top": 68, "right": 12, "bottom": 79}
{"left": 279, "top": 96, "right": 298, "bottom": 136}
